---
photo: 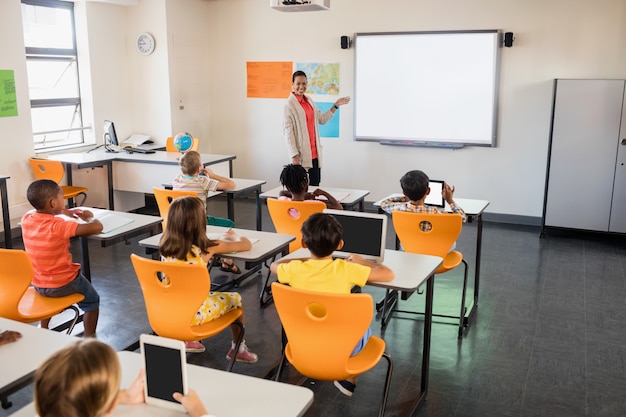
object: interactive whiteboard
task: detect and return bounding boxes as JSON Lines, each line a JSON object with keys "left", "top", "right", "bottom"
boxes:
{"left": 354, "top": 30, "right": 501, "bottom": 147}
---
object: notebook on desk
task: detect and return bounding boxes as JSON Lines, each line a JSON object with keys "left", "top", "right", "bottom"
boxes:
{"left": 323, "top": 209, "right": 387, "bottom": 263}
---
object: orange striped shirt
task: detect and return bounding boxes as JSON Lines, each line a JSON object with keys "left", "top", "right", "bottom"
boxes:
{"left": 21, "top": 211, "right": 80, "bottom": 288}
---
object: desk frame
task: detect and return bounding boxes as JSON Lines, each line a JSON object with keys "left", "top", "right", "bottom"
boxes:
{"left": 1, "top": 176, "right": 11, "bottom": 248}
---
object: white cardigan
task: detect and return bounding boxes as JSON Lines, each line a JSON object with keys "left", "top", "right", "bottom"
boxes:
{"left": 283, "top": 93, "right": 334, "bottom": 169}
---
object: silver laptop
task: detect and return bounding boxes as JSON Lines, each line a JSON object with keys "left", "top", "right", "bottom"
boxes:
{"left": 323, "top": 209, "right": 387, "bottom": 263}
{"left": 425, "top": 180, "right": 445, "bottom": 208}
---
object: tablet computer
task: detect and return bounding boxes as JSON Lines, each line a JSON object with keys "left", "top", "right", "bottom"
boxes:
{"left": 425, "top": 180, "right": 445, "bottom": 208}
{"left": 140, "top": 334, "right": 188, "bottom": 411}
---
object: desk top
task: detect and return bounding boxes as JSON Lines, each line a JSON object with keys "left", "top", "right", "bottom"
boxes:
{"left": 11, "top": 350, "right": 314, "bottom": 417}
{"left": 281, "top": 248, "right": 442, "bottom": 292}
{"left": 67, "top": 208, "right": 162, "bottom": 242}
{"left": 44, "top": 149, "right": 236, "bottom": 167}
{"left": 374, "top": 193, "right": 490, "bottom": 216}
{"left": 260, "top": 185, "right": 370, "bottom": 206}
{"left": 139, "top": 225, "right": 295, "bottom": 264}
{"left": 0, "top": 318, "right": 77, "bottom": 392}
{"left": 163, "top": 178, "right": 266, "bottom": 194}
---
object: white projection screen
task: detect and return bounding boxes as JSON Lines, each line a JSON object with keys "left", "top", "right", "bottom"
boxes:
{"left": 354, "top": 30, "right": 501, "bottom": 147}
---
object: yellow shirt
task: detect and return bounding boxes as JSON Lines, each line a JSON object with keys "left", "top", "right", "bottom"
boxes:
{"left": 277, "top": 258, "right": 370, "bottom": 294}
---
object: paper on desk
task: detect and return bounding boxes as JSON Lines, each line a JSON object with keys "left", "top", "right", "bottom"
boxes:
{"left": 95, "top": 212, "right": 135, "bottom": 234}
{"left": 123, "top": 134, "right": 153, "bottom": 146}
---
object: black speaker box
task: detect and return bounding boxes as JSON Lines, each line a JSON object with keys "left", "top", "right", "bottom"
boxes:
{"left": 504, "top": 32, "right": 514, "bottom": 47}
{"left": 341, "top": 35, "right": 351, "bottom": 49}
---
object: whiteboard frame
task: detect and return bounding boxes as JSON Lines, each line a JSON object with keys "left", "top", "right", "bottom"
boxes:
{"left": 353, "top": 30, "right": 501, "bottom": 148}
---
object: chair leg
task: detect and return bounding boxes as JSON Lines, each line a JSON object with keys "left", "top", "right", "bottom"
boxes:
{"left": 379, "top": 352, "right": 393, "bottom": 417}
{"left": 226, "top": 320, "right": 245, "bottom": 372}
{"left": 78, "top": 192, "right": 87, "bottom": 207}
{"left": 458, "top": 260, "right": 469, "bottom": 339}
{"left": 65, "top": 305, "right": 82, "bottom": 335}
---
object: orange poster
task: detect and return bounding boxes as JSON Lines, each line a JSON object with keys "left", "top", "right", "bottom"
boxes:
{"left": 247, "top": 62, "right": 293, "bottom": 98}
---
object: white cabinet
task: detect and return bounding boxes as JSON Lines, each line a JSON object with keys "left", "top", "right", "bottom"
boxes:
{"left": 542, "top": 79, "right": 626, "bottom": 234}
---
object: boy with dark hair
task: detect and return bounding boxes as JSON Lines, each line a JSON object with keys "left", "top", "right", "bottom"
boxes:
{"left": 270, "top": 213, "right": 393, "bottom": 396}
{"left": 380, "top": 170, "right": 466, "bottom": 227}
{"left": 21, "top": 179, "right": 103, "bottom": 337}
{"left": 278, "top": 164, "right": 342, "bottom": 210}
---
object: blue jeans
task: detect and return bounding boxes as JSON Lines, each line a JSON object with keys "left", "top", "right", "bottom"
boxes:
{"left": 34, "top": 273, "right": 100, "bottom": 312}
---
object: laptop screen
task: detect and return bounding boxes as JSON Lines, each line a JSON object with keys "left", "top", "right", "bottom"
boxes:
{"left": 425, "top": 180, "right": 445, "bottom": 208}
{"left": 323, "top": 209, "right": 387, "bottom": 263}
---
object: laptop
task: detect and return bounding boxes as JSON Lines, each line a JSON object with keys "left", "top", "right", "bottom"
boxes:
{"left": 323, "top": 209, "right": 387, "bottom": 263}
{"left": 425, "top": 180, "right": 445, "bottom": 208}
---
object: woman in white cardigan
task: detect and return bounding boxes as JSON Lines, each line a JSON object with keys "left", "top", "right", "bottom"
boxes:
{"left": 283, "top": 70, "right": 350, "bottom": 186}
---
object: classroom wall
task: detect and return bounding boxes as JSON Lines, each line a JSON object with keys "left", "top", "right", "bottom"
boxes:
{"left": 204, "top": 0, "right": 626, "bottom": 221}
{"left": 2, "top": 0, "right": 626, "bottom": 232}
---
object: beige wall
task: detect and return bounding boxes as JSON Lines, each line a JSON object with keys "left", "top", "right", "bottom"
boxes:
{"left": 2, "top": 0, "right": 626, "bottom": 232}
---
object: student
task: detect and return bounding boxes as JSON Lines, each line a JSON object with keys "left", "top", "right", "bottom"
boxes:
{"left": 0, "top": 330, "right": 21, "bottom": 346}
{"left": 173, "top": 150, "right": 240, "bottom": 273}
{"left": 379, "top": 170, "right": 467, "bottom": 225}
{"left": 34, "top": 339, "right": 212, "bottom": 417}
{"left": 159, "top": 196, "right": 258, "bottom": 362}
{"left": 270, "top": 213, "right": 393, "bottom": 397}
{"left": 21, "top": 179, "right": 103, "bottom": 337}
{"left": 278, "top": 163, "right": 343, "bottom": 210}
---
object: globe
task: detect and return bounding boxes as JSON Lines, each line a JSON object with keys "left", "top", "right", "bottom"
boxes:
{"left": 173, "top": 133, "right": 193, "bottom": 152}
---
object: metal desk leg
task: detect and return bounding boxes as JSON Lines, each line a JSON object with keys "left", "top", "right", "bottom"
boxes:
{"left": 227, "top": 193, "right": 235, "bottom": 223}
{"left": 464, "top": 213, "right": 483, "bottom": 326}
{"left": 1, "top": 178, "right": 11, "bottom": 249}
{"left": 255, "top": 189, "right": 262, "bottom": 231}
{"left": 106, "top": 161, "right": 114, "bottom": 210}
{"left": 79, "top": 236, "right": 91, "bottom": 282}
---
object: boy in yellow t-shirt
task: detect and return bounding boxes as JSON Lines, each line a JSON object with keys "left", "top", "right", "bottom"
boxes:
{"left": 270, "top": 213, "right": 393, "bottom": 397}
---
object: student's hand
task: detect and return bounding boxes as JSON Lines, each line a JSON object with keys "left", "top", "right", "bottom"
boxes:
{"left": 0, "top": 330, "right": 22, "bottom": 346}
{"left": 118, "top": 369, "right": 145, "bottom": 405}
{"left": 63, "top": 208, "right": 82, "bottom": 219}
{"left": 202, "top": 168, "right": 215, "bottom": 178}
{"left": 442, "top": 182, "right": 456, "bottom": 204}
{"left": 345, "top": 254, "right": 365, "bottom": 264}
{"left": 221, "top": 229, "right": 240, "bottom": 242}
{"left": 173, "top": 389, "right": 208, "bottom": 417}
{"left": 77, "top": 210, "right": 95, "bottom": 222}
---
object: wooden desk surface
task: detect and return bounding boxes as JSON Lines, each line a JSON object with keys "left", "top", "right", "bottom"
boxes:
{"left": 11, "top": 350, "right": 314, "bottom": 417}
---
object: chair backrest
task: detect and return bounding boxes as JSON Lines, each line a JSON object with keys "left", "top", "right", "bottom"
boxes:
{"left": 153, "top": 187, "right": 199, "bottom": 229}
{"left": 0, "top": 249, "right": 34, "bottom": 320}
{"left": 130, "top": 254, "right": 211, "bottom": 340}
{"left": 392, "top": 211, "right": 462, "bottom": 259}
{"left": 266, "top": 198, "right": 326, "bottom": 252}
{"left": 28, "top": 158, "right": 65, "bottom": 183}
{"left": 271, "top": 282, "right": 375, "bottom": 380}
{"left": 165, "top": 136, "right": 200, "bottom": 152}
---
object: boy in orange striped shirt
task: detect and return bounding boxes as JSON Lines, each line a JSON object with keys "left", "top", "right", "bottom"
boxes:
{"left": 21, "top": 180, "right": 103, "bottom": 337}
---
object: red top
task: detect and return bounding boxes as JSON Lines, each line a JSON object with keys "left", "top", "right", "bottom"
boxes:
{"left": 295, "top": 93, "right": 318, "bottom": 159}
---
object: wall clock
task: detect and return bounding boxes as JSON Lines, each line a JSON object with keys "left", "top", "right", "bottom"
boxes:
{"left": 136, "top": 32, "right": 155, "bottom": 55}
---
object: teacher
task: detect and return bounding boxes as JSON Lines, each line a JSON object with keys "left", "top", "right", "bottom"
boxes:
{"left": 283, "top": 70, "right": 350, "bottom": 186}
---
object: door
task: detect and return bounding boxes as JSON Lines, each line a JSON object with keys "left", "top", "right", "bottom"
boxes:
{"left": 609, "top": 98, "right": 626, "bottom": 233}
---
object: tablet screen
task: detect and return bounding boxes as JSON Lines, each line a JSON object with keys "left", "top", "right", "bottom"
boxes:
{"left": 143, "top": 343, "right": 184, "bottom": 403}
{"left": 425, "top": 180, "right": 445, "bottom": 207}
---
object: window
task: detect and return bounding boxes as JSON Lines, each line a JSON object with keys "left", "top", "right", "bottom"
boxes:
{"left": 22, "top": 0, "right": 87, "bottom": 150}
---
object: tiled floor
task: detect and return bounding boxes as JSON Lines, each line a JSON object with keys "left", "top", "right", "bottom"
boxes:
{"left": 2, "top": 196, "right": 626, "bottom": 417}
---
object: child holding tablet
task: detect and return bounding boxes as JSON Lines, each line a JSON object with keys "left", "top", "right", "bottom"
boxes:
{"left": 34, "top": 339, "right": 212, "bottom": 417}
{"left": 158, "top": 196, "right": 258, "bottom": 362}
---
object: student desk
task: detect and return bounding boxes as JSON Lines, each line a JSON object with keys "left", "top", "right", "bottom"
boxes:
{"left": 164, "top": 178, "right": 267, "bottom": 231}
{"left": 374, "top": 195, "right": 490, "bottom": 328}
{"left": 70, "top": 208, "right": 162, "bottom": 282}
{"left": 138, "top": 225, "right": 295, "bottom": 296}
{"left": 279, "top": 248, "right": 443, "bottom": 415}
{"left": 0, "top": 175, "right": 11, "bottom": 248}
{"left": 259, "top": 185, "right": 371, "bottom": 230}
{"left": 45, "top": 150, "right": 236, "bottom": 210}
{"left": 0, "top": 317, "right": 77, "bottom": 410}
{"left": 11, "top": 350, "right": 314, "bottom": 417}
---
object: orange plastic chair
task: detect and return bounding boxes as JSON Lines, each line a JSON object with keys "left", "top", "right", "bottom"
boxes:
{"left": 391, "top": 211, "right": 469, "bottom": 338}
{"left": 28, "top": 158, "right": 88, "bottom": 207}
{"left": 152, "top": 187, "right": 199, "bottom": 229}
{"left": 165, "top": 136, "right": 200, "bottom": 152}
{"left": 130, "top": 254, "right": 244, "bottom": 372}
{"left": 266, "top": 198, "right": 326, "bottom": 253}
{"left": 272, "top": 282, "right": 393, "bottom": 417}
{"left": 0, "top": 249, "right": 84, "bottom": 334}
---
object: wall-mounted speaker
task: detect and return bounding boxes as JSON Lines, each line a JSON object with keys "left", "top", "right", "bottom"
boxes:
{"left": 504, "top": 32, "right": 515, "bottom": 48}
{"left": 341, "top": 35, "right": 352, "bottom": 49}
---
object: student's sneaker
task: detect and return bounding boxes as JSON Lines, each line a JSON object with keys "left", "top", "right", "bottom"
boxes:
{"left": 226, "top": 344, "right": 258, "bottom": 363}
{"left": 334, "top": 379, "right": 356, "bottom": 397}
{"left": 185, "top": 341, "right": 205, "bottom": 353}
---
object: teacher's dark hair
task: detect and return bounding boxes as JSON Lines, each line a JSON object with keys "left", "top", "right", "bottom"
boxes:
{"left": 292, "top": 70, "right": 307, "bottom": 82}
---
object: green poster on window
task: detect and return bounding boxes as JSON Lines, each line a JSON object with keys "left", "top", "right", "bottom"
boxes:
{"left": 0, "top": 70, "right": 18, "bottom": 117}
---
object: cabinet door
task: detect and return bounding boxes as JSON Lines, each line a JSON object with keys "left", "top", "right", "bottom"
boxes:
{"left": 609, "top": 104, "right": 626, "bottom": 233}
{"left": 545, "top": 79, "right": 625, "bottom": 231}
